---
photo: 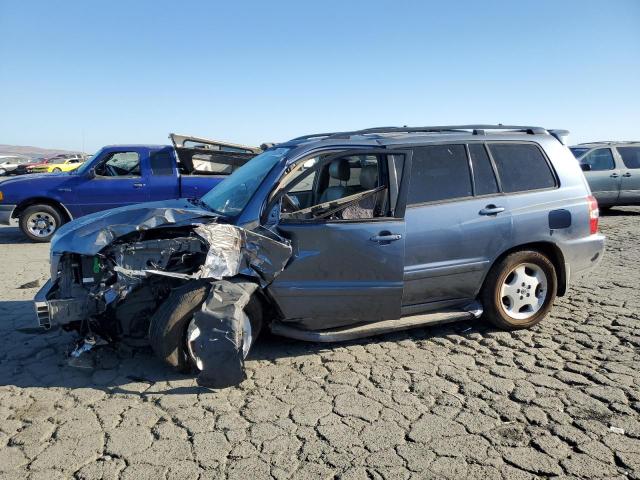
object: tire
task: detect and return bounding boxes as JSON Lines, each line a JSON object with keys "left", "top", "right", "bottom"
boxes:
{"left": 52, "top": 168, "right": 62, "bottom": 173}
{"left": 148, "top": 281, "right": 263, "bottom": 372}
{"left": 481, "top": 250, "right": 557, "bottom": 330}
{"left": 18, "top": 204, "right": 64, "bottom": 242}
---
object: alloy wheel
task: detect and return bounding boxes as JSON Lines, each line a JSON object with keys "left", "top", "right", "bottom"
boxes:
{"left": 499, "top": 262, "right": 548, "bottom": 320}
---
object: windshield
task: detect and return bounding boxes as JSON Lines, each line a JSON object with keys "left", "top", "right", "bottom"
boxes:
{"left": 570, "top": 147, "right": 590, "bottom": 159}
{"left": 73, "top": 148, "right": 104, "bottom": 175}
{"left": 200, "top": 147, "right": 288, "bottom": 217}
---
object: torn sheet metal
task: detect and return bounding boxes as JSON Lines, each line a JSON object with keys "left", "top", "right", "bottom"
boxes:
{"left": 194, "top": 224, "right": 243, "bottom": 279}
{"left": 188, "top": 280, "right": 258, "bottom": 388}
{"left": 51, "top": 199, "right": 218, "bottom": 256}
{"left": 194, "top": 224, "right": 292, "bottom": 284}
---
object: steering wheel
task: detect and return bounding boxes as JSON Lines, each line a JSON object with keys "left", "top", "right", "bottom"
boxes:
{"left": 281, "top": 194, "right": 301, "bottom": 212}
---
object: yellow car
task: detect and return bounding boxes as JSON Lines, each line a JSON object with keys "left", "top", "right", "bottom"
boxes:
{"left": 30, "top": 158, "right": 85, "bottom": 173}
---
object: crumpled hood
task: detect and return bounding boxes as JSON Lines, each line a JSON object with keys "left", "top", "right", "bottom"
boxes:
{"left": 51, "top": 199, "right": 219, "bottom": 256}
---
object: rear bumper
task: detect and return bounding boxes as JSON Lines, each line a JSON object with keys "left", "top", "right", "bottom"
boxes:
{"left": 563, "top": 233, "right": 606, "bottom": 286}
{"left": 0, "top": 205, "right": 16, "bottom": 225}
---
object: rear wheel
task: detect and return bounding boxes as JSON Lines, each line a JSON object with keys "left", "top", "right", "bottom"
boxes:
{"left": 19, "top": 204, "right": 63, "bottom": 242}
{"left": 481, "top": 250, "right": 557, "bottom": 330}
{"left": 52, "top": 168, "right": 62, "bottom": 173}
{"left": 149, "top": 282, "right": 262, "bottom": 372}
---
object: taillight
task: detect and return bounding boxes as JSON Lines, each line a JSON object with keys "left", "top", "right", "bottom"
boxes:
{"left": 587, "top": 195, "right": 599, "bottom": 234}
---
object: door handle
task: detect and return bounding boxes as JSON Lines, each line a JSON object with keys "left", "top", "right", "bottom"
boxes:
{"left": 370, "top": 233, "right": 402, "bottom": 243}
{"left": 133, "top": 182, "right": 146, "bottom": 188}
{"left": 479, "top": 205, "right": 505, "bottom": 216}
{"left": 610, "top": 173, "right": 620, "bottom": 178}
{"left": 622, "top": 172, "right": 632, "bottom": 177}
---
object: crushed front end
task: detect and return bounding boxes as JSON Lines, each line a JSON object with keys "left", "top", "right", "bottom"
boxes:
{"left": 33, "top": 202, "right": 291, "bottom": 387}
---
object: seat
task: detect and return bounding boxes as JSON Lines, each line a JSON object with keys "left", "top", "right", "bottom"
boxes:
{"left": 320, "top": 159, "right": 351, "bottom": 203}
{"left": 341, "top": 165, "right": 382, "bottom": 220}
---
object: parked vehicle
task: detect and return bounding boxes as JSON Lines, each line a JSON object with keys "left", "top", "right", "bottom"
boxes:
{"left": 570, "top": 141, "right": 640, "bottom": 208}
{"left": 0, "top": 156, "right": 33, "bottom": 176}
{"left": 29, "top": 157, "right": 86, "bottom": 173}
{"left": 33, "top": 125, "right": 605, "bottom": 388}
{"left": 0, "top": 134, "right": 260, "bottom": 241}
{"left": 24, "top": 153, "right": 85, "bottom": 174}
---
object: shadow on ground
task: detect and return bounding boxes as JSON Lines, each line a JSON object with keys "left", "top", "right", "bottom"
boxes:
{"left": 0, "top": 297, "right": 490, "bottom": 395}
{"left": 601, "top": 206, "right": 640, "bottom": 216}
{"left": 0, "top": 226, "right": 30, "bottom": 244}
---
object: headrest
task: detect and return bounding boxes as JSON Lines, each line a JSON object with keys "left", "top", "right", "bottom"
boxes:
{"left": 329, "top": 159, "right": 350, "bottom": 181}
{"left": 360, "top": 165, "right": 378, "bottom": 190}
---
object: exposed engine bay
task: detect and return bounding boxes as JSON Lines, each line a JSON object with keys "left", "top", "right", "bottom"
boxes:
{"left": 35, "top": 206, "right": 292, "bottom": 388}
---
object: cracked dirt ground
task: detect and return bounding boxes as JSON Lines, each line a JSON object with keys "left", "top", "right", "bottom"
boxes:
{"left": 0, "top": 208, "right": 638, "bottom": 480}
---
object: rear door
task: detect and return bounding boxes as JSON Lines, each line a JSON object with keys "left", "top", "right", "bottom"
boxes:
{"left": 579, "top": 148, "right": 621, "bottom": 206}
{"left": 268, "top": 149, "right": 408, "bottom": 329}
{"left": 402, "top": 143, "right": 512, "bottom": 312}
{"left": 616, "top": 146, "right": 640, "bottom": 204}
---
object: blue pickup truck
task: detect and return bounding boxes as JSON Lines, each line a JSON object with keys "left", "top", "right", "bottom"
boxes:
{"left": 0, "top": 134, "right": 260, "bottom": 241}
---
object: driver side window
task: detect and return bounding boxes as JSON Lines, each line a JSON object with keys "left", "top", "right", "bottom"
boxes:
{"left": 279, "top": 154, "right": 388, "bottom": 222}
{"left": 95, "top": 152, "right": 141, "bottom": 177}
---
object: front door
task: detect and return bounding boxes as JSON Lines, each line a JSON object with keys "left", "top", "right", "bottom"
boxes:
{"left": 580, "top": 148, "right": 621, "bottom": 206}
{"left": 616, "top": 146, "right": 640, "bottom": 204}
{"left": 73, "top": 150, "right": 150, "bottom": 214}
{"left": 267, "top": 150, "right": 407, "bottom": 329}
{"left": 271, "top": 221, "right": 405, "bottom": 328}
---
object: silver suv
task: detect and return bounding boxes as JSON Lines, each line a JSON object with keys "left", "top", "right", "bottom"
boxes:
{"left": 570, "top": 141, "right": 640, "bottom": 208}
{"left": 34, "top": 125, "right": 605, "bottom": 387}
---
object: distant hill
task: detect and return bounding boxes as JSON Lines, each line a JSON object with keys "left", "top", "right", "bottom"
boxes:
{"left": 0, "top": 144, "right": 84, "bottom": 159}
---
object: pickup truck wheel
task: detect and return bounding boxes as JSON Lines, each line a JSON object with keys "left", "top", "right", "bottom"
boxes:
{"left": 148, "top": 282, "right": 263, "bottom": 373}
{"left": 19, "top": 204, "right": 63, "bottom": 242}
{"left": 481, "top": 250, "right": 557, "bottom": 330}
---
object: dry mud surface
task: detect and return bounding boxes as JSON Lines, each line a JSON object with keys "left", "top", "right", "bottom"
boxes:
{"left": 0, "top": 208, "right": 638, "bottom": 479}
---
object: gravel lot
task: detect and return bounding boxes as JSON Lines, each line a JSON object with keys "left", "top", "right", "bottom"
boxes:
{"left": 0, "top": 209, "right": 638, "bottom": 480}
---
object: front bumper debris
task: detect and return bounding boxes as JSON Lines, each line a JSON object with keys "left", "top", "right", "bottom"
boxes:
{"left": 189, "top": 280, "right": 258, "bottom": 388}
{"left": 34, "top": 279, "right": 53, "bottom": 328}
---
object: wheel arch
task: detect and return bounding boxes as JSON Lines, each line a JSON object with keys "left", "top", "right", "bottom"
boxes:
{"left": 12, "top": 197, "right": 73, "bottom": 223}
{"left": 482, "top": 241, "right": 567, "bottom": 297}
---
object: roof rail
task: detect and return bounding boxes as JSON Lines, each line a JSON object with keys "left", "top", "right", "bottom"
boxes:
{"left": 326, "top": 124, "right": 548, "bottom": 140}
{"left": 578, "top": 140, "right": 640, "bottom": 145}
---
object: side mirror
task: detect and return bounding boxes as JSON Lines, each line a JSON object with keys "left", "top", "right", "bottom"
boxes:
{"left": 580, "top": 163, "right": 591, "bottom": 172}
{"left": 87, "top": 167, "right": 96, "bottom": 178}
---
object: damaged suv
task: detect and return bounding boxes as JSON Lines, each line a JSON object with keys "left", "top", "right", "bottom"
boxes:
{"left": 34, "top": 125, "right": 605, "bottom": 388}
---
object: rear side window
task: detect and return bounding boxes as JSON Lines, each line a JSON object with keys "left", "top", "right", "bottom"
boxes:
{"left": 150, "top": 150, "right": 175, "bottom": 175}
{"left": 468, "top": 144, "right": 499, "bottom": 195}
{"left": 617, "top": 146, "right": 640, "bottom": 169}
{"left": 408, "top": 145, "right": 472, "bottom": 204}
{"left": 488, "top": 143, "right": 556, "bottom": 193}
{"left": 580, "top": 148, "right": 615, "bottom": 171}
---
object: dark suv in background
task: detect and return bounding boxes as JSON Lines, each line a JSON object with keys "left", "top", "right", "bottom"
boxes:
{"left": 570, "top": 142, "right": 640, "bottom": 208}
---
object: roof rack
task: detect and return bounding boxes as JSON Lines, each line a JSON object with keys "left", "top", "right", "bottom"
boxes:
{"left": 287, "top": 125, "right": 557, "bottom": 146}
{"left": 325, "top": 124, "right": 548, "bottom": 140}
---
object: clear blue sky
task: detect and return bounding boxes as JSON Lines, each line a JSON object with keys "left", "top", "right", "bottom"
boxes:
{"left": 1, "top": 0, "right": 638, "bottom": 152}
